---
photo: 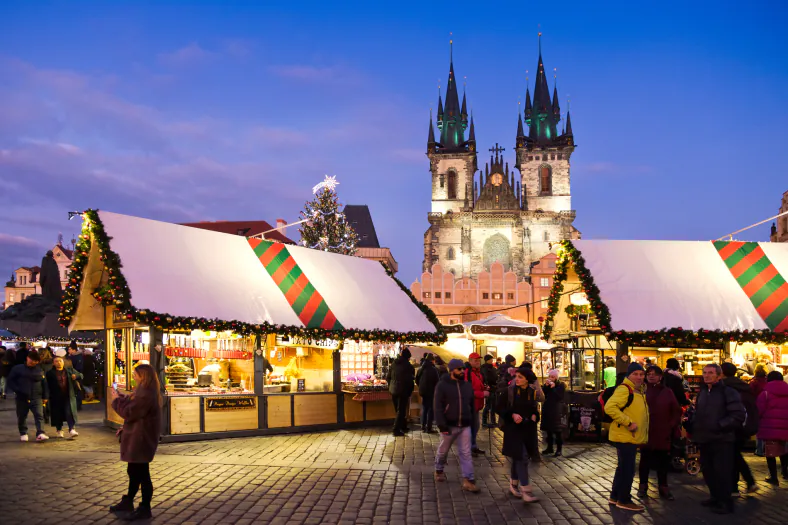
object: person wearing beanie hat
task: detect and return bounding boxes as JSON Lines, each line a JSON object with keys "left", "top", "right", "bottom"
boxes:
{"left": 497, "top": 365, "right": 542, "bottom": 503}
{"left": 465, "top": 352, "right": 488, "bottom": 455}
{"left": 433, "top": 358, "right": 479, "bottom": 493}
{"left": 605, "top": 356, "right": 648, "bottom": 512}
{"left": 387, "top": 348, "right": 415, "bottom": 437}
{"left": 663, "top": 358, "right": 690, "bottom": 407}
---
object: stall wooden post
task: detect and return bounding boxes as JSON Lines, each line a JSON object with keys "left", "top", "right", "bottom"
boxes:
{"left": 333, "top": 349, "right": 343, "bottom": 424}
{"left": 616, "top": 343, "right": 629, "bottom": 373}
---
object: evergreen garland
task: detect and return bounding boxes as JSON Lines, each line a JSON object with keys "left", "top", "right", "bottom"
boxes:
{"left": 59, "top": 210, "right": 444, "bottom": 344}
{"left": 541, "top": 239, "right": 788, "bottom": 346}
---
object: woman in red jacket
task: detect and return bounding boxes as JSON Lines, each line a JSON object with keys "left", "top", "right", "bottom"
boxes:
{"left": 637, "top": 365, "right": 681, "bottom": 500}
{"left": 757, "top": 371, "right": 788, "bottom": 485}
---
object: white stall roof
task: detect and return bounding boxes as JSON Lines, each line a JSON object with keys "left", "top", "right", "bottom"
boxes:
{"left": 463, "top": 313, "right": 542, "bottom": 341}
{"left": 73, "top": 211, "right": 437, "bottom": 335}
{"left": 572, "top": 240, "right": 788, "bottom": 333}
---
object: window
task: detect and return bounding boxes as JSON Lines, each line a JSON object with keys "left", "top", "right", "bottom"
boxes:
{"left": 439, "top": 174, "right": 445, "bottom": 188}
{"left": 548, "top": 260, "right": 555, "bottom": 268}
{"left": 541, "top": 296, "right": 548, "bottom": 308}
{"left": 445, "top": 292, "right": 452, "bottom": 299}
{"left": 558, "top": 153, "right": 563, "bottom": 160}
{"left": 542, "top": 154, "right": 548, "bottom": 161}
{"left": 507, "top": 293, "right": 514, "bottom": 300}
{"left": 447, "top": 170, "right": 457, "bottom": 199}
{"left": 447, "top": 247, "right": 456, "bottom": 260}
{"left": 423, "top": 292, "right": 431, "bottom": 299}
{"left": 482, "top": 293, "right": 489, "bottom": 300}
{"left": 492, "top": 293, "right": 503, "bottom": 300}
{"left": 551, "top": 154, "right": 556, "bottom": 160}
{"left": 544, "top": 231, "right": 550, "bottom": 242}
{"left": 21, "top": 293, "right": 25, "bottom": 300}
{"left": 9, "top": 293, "right": 14, "bottom": 302}
{"left": 540, "top": 277, "right": 550, "bottom": 287}
{"left": 21, "top": 275, "right": 26, "bottom": 285}
{"left": 448, "top": 319, "right": 457, "bottom": 325}
{"left": 540, "top": 165, "right": 552, "bottom": 195}
{"left": 435, "top": 292, "right": 442, "bottom": 299}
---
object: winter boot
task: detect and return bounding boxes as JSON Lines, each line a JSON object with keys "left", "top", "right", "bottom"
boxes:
{"left": 124, "top": 504, "right": 152, "bottom": 521}
{"left": 636, "top": 483, "right": 648, "bottom": 499}
{"left": 109, "top": 495, "right": 134, "bottom": 512}
{"left": 554, "top": 445, "right": 563, "bottom": 458}
{"left": 462, "top": 478, "right": 480, "bottom": 493}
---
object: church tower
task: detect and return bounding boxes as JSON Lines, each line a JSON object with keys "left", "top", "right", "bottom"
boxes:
{"left": 514, "top": 34, "right": 577, "bottom": 252}
{"left": 424, "top": 43, "right": 477, "bottom": 272}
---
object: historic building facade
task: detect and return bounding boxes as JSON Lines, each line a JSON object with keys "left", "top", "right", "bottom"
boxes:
{"left": 423, "top": 38, "right": 580, "bottom": 280}
{"left": 771, "top": 190, "right": 788, "bottom": 243}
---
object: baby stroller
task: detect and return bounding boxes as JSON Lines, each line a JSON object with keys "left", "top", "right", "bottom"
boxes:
{"left": 671, "top": 403, "right": 701, "bottom": 476}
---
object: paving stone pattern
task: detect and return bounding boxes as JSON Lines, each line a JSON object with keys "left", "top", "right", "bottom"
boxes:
{"left": 0, "top": 401, "right": 786, "bottom": 524}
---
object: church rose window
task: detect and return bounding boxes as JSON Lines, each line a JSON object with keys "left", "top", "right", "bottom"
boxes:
{"left": 483, "top": 233, "right": 511, "bottom": 270}
{"left": 540, "top": 165, "right": 552, "bottom": 195}
{"left": 447, "top": 171, "right": 457, "bottom": 199}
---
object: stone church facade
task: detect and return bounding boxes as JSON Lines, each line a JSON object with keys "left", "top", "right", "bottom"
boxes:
{"left": 423, "top": 38, "right": 580, "bottom": 280}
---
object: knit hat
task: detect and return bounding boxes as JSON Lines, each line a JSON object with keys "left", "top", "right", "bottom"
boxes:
{"left": 484, "top": 354, "right": 494, "bottom": 362}
{"left": 626, "top": 362, "right": 645, "bottom": 376}
{"left": 448, "top": 358, "right": 465, "bottom": 371}
{"left": 504, "top": 354, "right": 516, "bottom": 365}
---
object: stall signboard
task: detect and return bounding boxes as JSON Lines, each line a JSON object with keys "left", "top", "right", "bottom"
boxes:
{"left": 568, "top": 404, "right": 602, "bottom": 442}
{"left": 109, "top": 308, "right": 136, "bottom": 329}
{"left": 297, "top": 379, "right": 306, "bottom": 392}
{"left": 205, "top": 396, "right": 257, "bottom": 411}
{"left": 275, "top": 335, "right": 339, "bottom": 350}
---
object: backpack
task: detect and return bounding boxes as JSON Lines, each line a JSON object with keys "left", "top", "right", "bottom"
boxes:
{"left": 599, "top": 383, "right": 633, "bottom": 423}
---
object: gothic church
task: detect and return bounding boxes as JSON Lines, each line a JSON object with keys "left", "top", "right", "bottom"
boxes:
{"left": 423, "top": 37, "right": 580, "bottom": 279}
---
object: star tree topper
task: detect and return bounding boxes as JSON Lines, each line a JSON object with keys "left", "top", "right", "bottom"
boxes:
{"left": 312, "top": 175, "right": 339, "bottom": 194}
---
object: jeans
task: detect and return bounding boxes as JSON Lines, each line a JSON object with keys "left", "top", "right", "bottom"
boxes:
{"left": 509, "top": 442, "right": 531, "bottom": 485}
{"left": 470, "top": 410, "right": 480, "bottom": 448}
{"left": 732, "top": 436, "right": 755, "bottom": 490}
{"left": 545, "top": 431, "right": 563, "bottom": 451}
{"left": 699, "top": 441, "right": 734, "bottom": 507}
{"left": 638, "top": 449, "right": 669, "bottom": 487}
{"left": 756, "top": 439, "right": 764, "bottom": 456}
{"left": 420, "top": 394, "right": 434, "bottom": 429}
{"left": 435, "top": 426, "right": 474, "bottom": 480}
{"left": 0, "top": 376, "right": 6, "bottom": 396}
{"left": 55, "top": 402, "right": 76, "bottom": 432}
{"left": 392, "top": 394, "right": 409, "bottom": 432}
{"left": 16, "top": 398, "right": 45, "bottom": 435}
{"left": 482, "top": 396, "right": 496, "bottom": 426}
{"left": 127, "top": 462, "right": 153, "bottom": 505}
{"left": 610, "top": 442, "right": 638, "bottom": 504}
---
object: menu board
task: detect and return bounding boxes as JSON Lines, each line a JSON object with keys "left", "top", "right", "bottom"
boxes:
{"left": 205, "top": 396, "right": 256, "bottom": 411}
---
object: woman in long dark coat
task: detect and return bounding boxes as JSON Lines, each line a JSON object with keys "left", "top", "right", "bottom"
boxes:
{"left": 540, "top": 369, "right": 566, "bottom": 457}
{"left": 497, "top": 366, "right": 540, "bottom": 503}
{"left": 109, "top": 364, "right": 162, "bottom": 521}
{"left": 45, "top": 356, "right": 82, "bottom": 437}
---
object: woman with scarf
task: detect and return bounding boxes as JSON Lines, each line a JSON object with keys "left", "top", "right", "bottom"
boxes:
{"left": 497, "top": 366, "right": 541, "bottom": 503}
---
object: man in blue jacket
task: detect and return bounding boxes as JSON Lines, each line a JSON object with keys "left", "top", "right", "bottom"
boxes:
{"left": 433, "top": 359, "right": 479, "bottom": 493}
{"left": 7, "top": 349, "right": 49, "bottom": 442}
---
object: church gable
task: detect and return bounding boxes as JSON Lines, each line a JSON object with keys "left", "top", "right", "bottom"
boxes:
{"left": 473, "top": 144, "right": 521, "bottom": 211}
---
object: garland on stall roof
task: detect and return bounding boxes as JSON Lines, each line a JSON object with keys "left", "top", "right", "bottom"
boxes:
{"left": 541, "top": 239, "right": 788, "bottom": 346}
{"left": 59, "top": 210, "right": 445, "bottom": 344}
{"left": 542, "top": 239, "right": 612, "bottom": 340}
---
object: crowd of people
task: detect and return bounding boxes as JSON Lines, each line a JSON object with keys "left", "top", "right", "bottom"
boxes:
{"left": 0, "top": 341, "right": 98, "bottom": 441}
{"left": 605, "top": 359, "right": 788, "bottom": 515}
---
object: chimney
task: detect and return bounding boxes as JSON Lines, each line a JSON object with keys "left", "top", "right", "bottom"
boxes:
{"left": 276, "top": 219, "right": 287, "bottom": 236}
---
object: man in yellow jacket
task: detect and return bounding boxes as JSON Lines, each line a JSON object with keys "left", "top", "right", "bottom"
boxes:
{"left": 605, "top": 362, "right": 649, "bottom": 512}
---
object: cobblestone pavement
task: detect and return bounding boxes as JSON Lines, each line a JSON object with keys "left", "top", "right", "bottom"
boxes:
{"left": 0, "top": 400, "right": 786, "bottom": 524}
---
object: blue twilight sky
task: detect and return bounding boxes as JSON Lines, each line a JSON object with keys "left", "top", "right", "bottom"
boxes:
{"left": 0, "top": 0, "right": 786, "bottom": 286}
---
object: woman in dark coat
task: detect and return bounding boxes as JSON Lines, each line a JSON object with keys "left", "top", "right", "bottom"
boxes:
{"left": 637, "top": 365, "right": 681, "bottom": 500}
{"left": 109, "top": 364, "right": 162, "bottom": 521}
{"left": 45, "top": 356, "right": 82, "bottom": 437}
{"left": 540, "top": 369, "right": 566, "bottom": 457}
{"left": 497, "top": 366, "right": 540, "bottom": 503}
{"left": 81, "top": 350, "right": 97, "bottom": 401}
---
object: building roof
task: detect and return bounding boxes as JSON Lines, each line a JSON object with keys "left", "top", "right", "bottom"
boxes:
{"left": 54, "top": 245, "right": 74, "bottom": 259}
{"left": 181, "top": 220, "right": 294, "bottom": 244}
{"left": 567, "top": 240, "right": 788, "bottom": 333}
{"left": 343, "top": 205, "right": 380, "bottom": 248}
{"left": 69, "top": 211, "right": 438, "bottom": 339}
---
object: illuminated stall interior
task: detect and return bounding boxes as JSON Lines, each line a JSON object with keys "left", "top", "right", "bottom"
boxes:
{"left": 63, "top": 210, "right": 442, "bottom": 440}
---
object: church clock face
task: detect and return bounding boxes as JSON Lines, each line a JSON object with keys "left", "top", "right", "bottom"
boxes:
{"left": 491, "top": 173, "right": 503, "bottom": 186}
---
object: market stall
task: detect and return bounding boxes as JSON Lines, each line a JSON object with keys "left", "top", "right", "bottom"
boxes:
{"left": 61, "top": 210, "right": 443, "bottom": 440}
{"left": 543, "top": 239, "right": 788, "bottom": 397}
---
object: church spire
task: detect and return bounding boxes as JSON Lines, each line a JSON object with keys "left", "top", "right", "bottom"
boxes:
{"left": 525, "top": 32, "right": 559, "bottom": 143}
{"left": 427, "top": 109, "right": 436, "bottom": 151}
{"left": 437, "top": 38, "right": 467, "bottom": 150}
{"left": 565, "top": 110, "right": 573, "bottom": 137}
{"left": 468, "top": 115, "right": 476, "bottom": 142}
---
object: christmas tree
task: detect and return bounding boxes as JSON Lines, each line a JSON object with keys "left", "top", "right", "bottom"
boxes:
{"left": 299, "top": 175, "right": 359, "bottom": 255}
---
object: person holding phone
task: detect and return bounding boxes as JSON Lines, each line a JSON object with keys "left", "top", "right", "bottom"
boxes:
{"left": 108, "top": 364, "right": 162, "bottom": 521}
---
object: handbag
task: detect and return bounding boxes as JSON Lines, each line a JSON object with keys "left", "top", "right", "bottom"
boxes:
{"left": 764, "top": 440, "right": 786, "bottom": 458}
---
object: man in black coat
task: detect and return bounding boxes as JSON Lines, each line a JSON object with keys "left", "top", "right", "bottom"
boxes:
{"left": 387, "top": 348, "right": 415, "bottom": 437}
{"left": 663, "top": 358, "right": 690, "bottom": 407}
{"left": 416, "top": 353, "right": 440, "bottom": 433}
{"left": 693, "top": 364, "right": 746, "bottom": 515}
{"left": 721, "top": 362, "right": 758, "bottom": 494}
{"left": 481, "top": 355, "right": 499, "bottom": 427}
